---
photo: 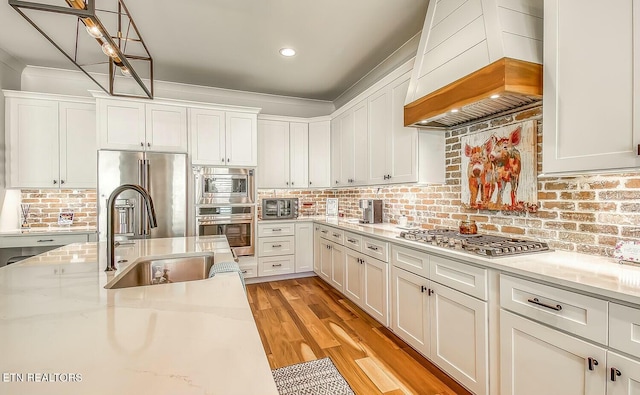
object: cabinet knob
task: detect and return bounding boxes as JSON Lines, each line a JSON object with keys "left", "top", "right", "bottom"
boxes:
{"left": 227, "top": 158, "right": 230, "bottom": 162}
{"left": 147, "top": 142, "right": 151, "bottom": 147}
{"left": 309, "top": 181, "right": 312, "bottom": 185}
{"left": 587, "top": 357, "right": 599, "bottom": 371}
{"left": 140, "top": 142, "right": 144, "bottom": 147}
{"left": 60, "top": 180, "right": 65, "bottom": 185}
{"left": 53, "top": 180, "right": 57, "bottom": 185}
{"left": 428, "top": 288, "right": 434, "bottom": 296}
{"left": 291, "top": 182, "right": 294, "bottom": 186}
{"left": 221, "top": 158, "right": 225, "bottom": 163}
{"left": 420, "top": 285, "right": 427, "bottom": 293}
{"left": 286, "top": 181, "right": 289, "bottom": 186}
{"left": 610, "top": 367, "right": 621, "bottom": 381}
{"left": 335, "top": 180, "right": 339, "bottom": 185}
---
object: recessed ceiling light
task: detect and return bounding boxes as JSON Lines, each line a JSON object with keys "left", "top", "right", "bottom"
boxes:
{"left": 490, "top": 94, "right": 500, "bottom": 99}
{"left": 279, "top": 48, "right": 296, "bottom": 57}
{"left": 451, "top": 108, "right": 459, "bottom": 113}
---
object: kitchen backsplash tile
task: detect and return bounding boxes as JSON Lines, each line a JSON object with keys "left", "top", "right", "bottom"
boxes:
{"left": 20, "top": 189, "right": 97, "bottom": 228}
{"left": 259, "top": 105, "right": 640, "bottom": 258}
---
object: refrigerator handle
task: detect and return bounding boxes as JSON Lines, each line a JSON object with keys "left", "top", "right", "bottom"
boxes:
{"left": 141, "top": 159, "right": 151, "bottom": 236}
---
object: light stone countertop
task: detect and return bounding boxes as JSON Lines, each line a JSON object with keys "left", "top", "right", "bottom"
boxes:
{"left": 0, "top": 236, "right": 278, "bottom": 395}
{"left": 314, "top": 218, "right": 640, "bottom": 306}
{"left": 0, "top": 226, "right": 97, "bottom": 236}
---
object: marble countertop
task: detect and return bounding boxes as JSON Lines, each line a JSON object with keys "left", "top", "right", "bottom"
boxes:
{"left": 0, "top": 236, "right": 278, "bottom": 395}
{"left": 0, "top": 226, "right": 97, "bottom": 236}
{"left": 315, "top": 218, "right": 640, "bottom": 306}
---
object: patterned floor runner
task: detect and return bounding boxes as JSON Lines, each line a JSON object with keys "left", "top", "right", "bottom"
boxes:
{"left": 272, "top": 357, "right": 355, "bottom": 395}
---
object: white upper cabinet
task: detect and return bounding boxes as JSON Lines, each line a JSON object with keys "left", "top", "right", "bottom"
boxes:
{"left": 289, "top": 122, "right": 309, "bottom": 188}
{"left": 189, "top": 108, "right": 225, "bottom": 165}
{"left": 543, "top": 0, "right": 640, "bottom": 174}
{"left": 145, "top": 103, "right": 187, "bottom": 152}
{"left": 368, "top": 86, "right": 391, "bottom": 184}
{"left": 5, "top": 92, "right": 96, "bottom": 189}
{"left": 97, "top": 99, "right": 146, "bottom": 151}
{"left": 331, "top": 100, "right": 368, "bottom": 187}
{"left": 258, "top": 119, "right": 290, "bottom": 188}
{"left": 308, "top": 120, "right": 331, "bottom": 188}
{"left": 226, "top": 112, "right": 257, "bottom": 167}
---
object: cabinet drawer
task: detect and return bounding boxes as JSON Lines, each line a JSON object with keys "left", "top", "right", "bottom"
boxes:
{"left": 258, "top": 236, "right": 295, "bottom": 257}
{"left": 430, "top": 255, "right": 487, "bottom": 300}
{"left": 500, "top": 274, "right": 608, "bottom": 344}
{"left": 239, "top": 264, "right": 258, "bottom": 279}
{"left": 0, "top": 233, "right": 89, "bottom": 248}
{"left": 344, "top": 232, "right": 363, "bottom": 252}
{"left": 258, "top": 255, "right": 295, "bottom": 276}
{"left": 391, "top": 244, "right": 429, "bottom": 279}
{"left": 258, "top": 223, "right": 295, "bottom": 237}
{"left": 327, "top": 227, "right": 344, "bottom": 244}
{"left": 317, "top": 225, "right": 332, "bottom": 240}
{"left": 609, "top": 302, "right": 640, "bottom": 358}
{"left": 362, "top": 237, "right": 388, "bottom": 262}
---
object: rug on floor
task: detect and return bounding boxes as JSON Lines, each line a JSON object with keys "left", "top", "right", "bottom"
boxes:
{"left": 271, "top": 357, "right": 355, "bottom": 395}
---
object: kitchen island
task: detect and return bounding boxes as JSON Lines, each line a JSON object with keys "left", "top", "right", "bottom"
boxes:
{"left": 0, "top": 236, "right": 278, "bottom": 395}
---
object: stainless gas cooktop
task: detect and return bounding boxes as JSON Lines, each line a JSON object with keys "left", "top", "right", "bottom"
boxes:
{"left": 397, "top": 229, "right": 550, "bottom": 257}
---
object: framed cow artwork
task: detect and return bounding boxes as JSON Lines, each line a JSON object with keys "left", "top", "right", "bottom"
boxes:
{"left": 461, "top": 120, "right": 537, "bottom": 212}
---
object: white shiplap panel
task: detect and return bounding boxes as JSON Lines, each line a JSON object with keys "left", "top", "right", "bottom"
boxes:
{"left": 426, "top": 0, "right": 483, "bottom": 52}
{"left": 432, "top": 0, "right": 468, "bottom": 28}
{"left": 497, "top": 0, "right": 543, "bottom": 17}
{"left": 502, "top": 33, "right": 542, "bottom": 63}
{"left": 421, "top": 16, "right": 487, "bottom": 77}
{"left": 498, "top": 7, "right": 543, "bottom": 40}
{"left": 415, "top": 41, "right": 490, "bottom": 99}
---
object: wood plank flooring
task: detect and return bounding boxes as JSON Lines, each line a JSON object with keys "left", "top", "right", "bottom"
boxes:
{"left": 247, "top": 276, "right": 472, "bottom": 395}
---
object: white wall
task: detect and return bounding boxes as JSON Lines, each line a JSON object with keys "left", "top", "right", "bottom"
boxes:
{"left": 0, "top": 49, "right": 23, "bottom": 230}
{"left": 20, "top": 66, "right": 335, "bottom": 118}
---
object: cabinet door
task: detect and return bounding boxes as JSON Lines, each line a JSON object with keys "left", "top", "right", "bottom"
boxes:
{"left": 344, "top": 249, "right": 364, "bottom": 305}
{"left": 308, "top": 120, "right": 331, "bottom": 188}
{"left": 340, "top": 111, "right": 355, "bottom": 185}
{"left": 59, "top": 102, "right": 96, "bottom": 189}
{"left": 389, "top": 73, "right": 418, "bottom": 183}
{"left": 430, "top": 282, "right": 487, "bottom": 395}
{"left": 500, "top": 310, "right": 607, "bottom": 395}
{"left": 607, "top": 351, "right": 640, "bottom": 395}
{"left": 330, "top": 242, "right": 345, "bottom": 292}
{"left": 97, "top": 99, "right": 145, "bottom": 150}
{"left": 145, "top": 104, "right": 187, "bottom": 153}
{"left": 313, "top": 226, "right": 321, "bottom": 273}
{"left": 363, "top": 256, "right": 389, "bottom": 326}
{"left": 543, "top": 0, "right": 640, "bottom": 173}
{"left": 353, "top": 99, "right": 368, "bottom": 185}
{"left": 330, "top": 117, "right": 342, "bottom": 186}
{"left": 319, "top": 239, "right": 332, "bottom": 283}
{"left": 226, "top": 112, "right": 257, "bottom": 166}
{"left": 289, "top": 122, "right": 309, "bottom": 188}
{"left": 368, "top": 87, "right": 391, "bottom": 184}
{"left": 294, "top": 222, "right": 313, "bottom": 273}
{"left": 7, "top": 98, "right": 59, "bottom": 188}
{"left": 257, "top": 120, "right": 290, "bottom": 188}
{"left": 189, "top": 108, "right": 226, "bottom": 165}
{"left": 390, "top": 267, "right": 430, "bottom": 356}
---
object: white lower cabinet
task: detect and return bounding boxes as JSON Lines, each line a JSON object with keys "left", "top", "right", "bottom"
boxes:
{"left": 294, "top": 222, "right": 313, "bottom": 273}
{"left": 344, "top": 249, "right": 364, "bottom": 305}
{"left": 362, "top": 255, "right": 388, "bottom": 326}
{"left": 391, "top": 266, "right": 430, "bottom": 355}
{"left": 500, "top": 309, "right": 607, "bottom": 395}
{"left": 329, "top": 243, "right": 345, "bottom": 292}
{"left": 607, "top": 351, "right": 640, "bottom": 395}
{"left": 318, "top": 238, "right": 333, "bottom": 283}
{"left": 258, "top": 255, "right": 295, "bottom": 277}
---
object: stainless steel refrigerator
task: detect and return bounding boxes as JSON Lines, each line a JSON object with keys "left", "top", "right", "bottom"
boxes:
{"left": 97, "top": 150, "right": 187, "bottom": 241}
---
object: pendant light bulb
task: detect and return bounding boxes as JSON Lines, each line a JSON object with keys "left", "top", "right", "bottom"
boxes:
{"left": 101, "top": 42, "right": 117, "bottom": 58}
{"left": 85, "top": 23, "right": 103, "bottom": 39}
{"left": 120, "top": 66, "right": 131, "bottom": 77}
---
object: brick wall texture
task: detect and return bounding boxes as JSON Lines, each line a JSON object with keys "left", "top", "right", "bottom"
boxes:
{"left": 259, "top": 105, "right": 640, "bottom": 257}
{"left": 19, "top": 189, "right": 97, "bottom": 228}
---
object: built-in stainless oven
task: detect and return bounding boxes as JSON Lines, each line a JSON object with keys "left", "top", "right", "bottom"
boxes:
{"left": 194, "top": 167, "right": 255, "bottom": 205}
{"left": 195, "top": 205, "right": 255, "bottom": 256}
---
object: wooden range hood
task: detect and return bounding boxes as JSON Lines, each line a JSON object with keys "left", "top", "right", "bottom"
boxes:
{"left": 404, "top": 58, "right": 542, "bottom": 129}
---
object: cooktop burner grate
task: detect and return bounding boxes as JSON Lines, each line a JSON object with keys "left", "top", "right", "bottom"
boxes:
{"left": 398, "top": 229, "right": 550, "bottom": 257}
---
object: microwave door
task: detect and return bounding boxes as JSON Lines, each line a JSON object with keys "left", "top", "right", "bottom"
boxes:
{"left": 264, "top": 201, "right": 278, "bottom": 218}
{"left": 280, "top": 200, "right": 291, "bottom": 217}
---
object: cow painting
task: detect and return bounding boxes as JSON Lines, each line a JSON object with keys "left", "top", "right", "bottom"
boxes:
{"left": 460, "top": 121, "right": 536, "bottom": 211}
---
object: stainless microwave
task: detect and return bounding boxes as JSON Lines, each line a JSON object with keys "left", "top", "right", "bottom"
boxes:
{"left": 261, "top": 198, "right": 298, "bottom": 220}
{"left": 194, "top": 167, "right": 255, "bottom": 205}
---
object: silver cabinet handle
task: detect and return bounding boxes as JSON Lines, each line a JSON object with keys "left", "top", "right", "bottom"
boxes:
{"left": 272, "top": 264, "right": 282, "bottom": 267}
{"left": 272, "top": 228, "right": 282, "bottom": 232}
{"left": 527, "top": 297, "right": 562, "bottom": 311}
{"left": 367, "top": 245, "right": 379, "bottom": 251}
{"left": 272, "top": 244, "right": 282, "bottom": 248}
{"left": 38, "top": 239, "right": 55, "bottom": 242}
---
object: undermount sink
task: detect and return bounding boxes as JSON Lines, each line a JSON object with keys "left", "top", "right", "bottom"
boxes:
{"left": 105, "top": 255, "right": 214, "bottom": 289}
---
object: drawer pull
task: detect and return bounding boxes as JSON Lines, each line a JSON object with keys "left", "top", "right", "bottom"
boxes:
{"left": 272, "top": 244, "right": 282, "bottom": 248}
{"left": 272, "top": 264, "right": 282, "bottom": 267}
{"left": 367, "top": 245, "right": 380, "bottom": 251}
{"left": 527, "top": 297, "right": 562, "bottom": 311}
{"left": 333, "top": 233, "right": 340, "bottom": 238}
{"left": 610, "top": 368, "right": 621, "bottom": 381}
{"left": 321, "top": 230, "right": 328, "bottom": 234}
{"left": 241, "top": 270, "right": 248, "bottom": 274}
{"left": 272, "top": 228, "right": 282, "bottom": 232}
{"left": 587, "top": 357, "right": 599, "bottom": 371}
{"left": 347, "top": 239, "right": 356, "bottom": 243}
{"left": 37, "top": 239, "right": 55, "bottom": 243}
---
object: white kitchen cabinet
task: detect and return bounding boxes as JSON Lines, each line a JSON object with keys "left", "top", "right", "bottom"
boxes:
{"left": 368, "top": 86, "right": 391, "bottom": 184}
{"left": 189, "top": 108, "right": 225, "bottom": 165}
{"left": 313, "top": 225, "right": 321, "bottom": 273}
{"left": 145, "top": 103, "right": 188, "bottom": 152}
{"left": 331, "top": 100, "right": 368, "bottom": 187}
{"left": 5, "top": 93, "right": 96, "bottom": 189}
{"left": 225, "top": 112, "right": 257, "bottom": 167}
{"left": 318, "top": 238, "right": 333, "bottom": 283}
{"left": 390, "top": 266, "right": 430, "bottom": 356}
{"left": 362, "top": 255, "right": 389, "bottom": 326}
{"left": 289, "top": 122, "right": 309, "bottom": 188}
{"left": 500, "top": 309, "right": 607, "bottom": 395}
{"left": 543, "top": 0, "right": 640, "bottom": 174}
{"left": 308, "top": 120, "right": 331, "bottom": 188}
{"left": 329, "top": 242, "right": 346, "bottom": 292}
{"left": 389, "top": 74, "right": 419, "bottom": 183}
{"left": 294, "top": 222, "right": 313, "bottom": 273}
{"left": 258, "top": 255, "right": 295, "bottom": 277}
{"left": 344, "top": 249, "right": 364, "bottom": 305}
{"left": 330, "top": 117, "right": 342, "bottom": 187}
{"left": 607, "top": 351, "right": 640, "bottom": 395}
{"left": 258, "top": 119, "right": 290, "bottom": 188}
{"left": 430, "top": 281, "right": 487, "bottom": 395}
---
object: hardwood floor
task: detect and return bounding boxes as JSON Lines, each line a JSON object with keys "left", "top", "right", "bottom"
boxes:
{"left": 247, "top": 276, "right": 472, "bottom": 395}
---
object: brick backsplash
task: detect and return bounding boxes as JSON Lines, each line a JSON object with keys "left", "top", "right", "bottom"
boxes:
{"left": 259, "top": 105, "right": 640, "bottom": 258}
{"left": 20, "top": 189, "right": 97, "bottom": 228}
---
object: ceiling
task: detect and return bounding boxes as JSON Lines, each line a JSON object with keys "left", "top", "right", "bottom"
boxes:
{"left": 0, "top": 0, "right": 429, "bottom": 101}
